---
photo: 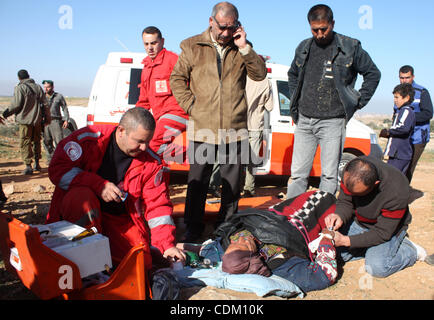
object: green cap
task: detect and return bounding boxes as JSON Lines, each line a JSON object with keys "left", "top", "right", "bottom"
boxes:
{"left": 42, "top": 80, "right": 53, "bottom": 85}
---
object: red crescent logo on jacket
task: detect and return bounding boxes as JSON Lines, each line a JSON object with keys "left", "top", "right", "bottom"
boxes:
{"left": 64, "top": 141, "right": 82, "bottom": 161}
{"left": 154, "top": 169, "right": 163, "bottom": 187}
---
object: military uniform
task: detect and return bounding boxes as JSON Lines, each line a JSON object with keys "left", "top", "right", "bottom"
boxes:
{"left": 43, "top": 91, "right": 69, "bottom": 162}
{"left": 2, "top": 78, "right": 49, "bottom": 173}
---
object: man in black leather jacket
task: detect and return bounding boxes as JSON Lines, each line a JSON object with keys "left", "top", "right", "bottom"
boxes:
{"left": 286, "top": 4, "right": 381, "bottom": 201}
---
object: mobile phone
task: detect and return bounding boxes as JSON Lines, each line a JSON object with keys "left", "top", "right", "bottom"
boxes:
{"left": 233, "top": 21, "right": 242, "bottom": 39}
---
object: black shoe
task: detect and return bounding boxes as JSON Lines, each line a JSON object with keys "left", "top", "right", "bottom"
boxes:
{"left": 23, "top": 165, "right": 33, "bottom": 175}
{"left": 207, "top": 188, "right": 221, "bottom": 198}
{"left": 33, "top": 162, "right": 42, "bottom": 172}
{"left": 425, "top": 254, "right": 434, "bottom": 266}
{"left": 241, "top": 190, "right": 255, "bottom": 198}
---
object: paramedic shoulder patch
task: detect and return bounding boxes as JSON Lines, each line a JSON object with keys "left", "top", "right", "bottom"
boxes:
{"left": 154, "top": 168, "right": 164, "bottom": 187}
{"left": 64, "top": 141, "right": 82, "bottom": 161}
{"left": 155, "top": 80, "right": 169, "bottom": 94}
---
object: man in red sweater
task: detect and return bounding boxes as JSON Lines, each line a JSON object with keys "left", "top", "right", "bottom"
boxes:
{"left": 325, "top": 156, "right": 426, "bottom": 277}
{"left": 46, "top": 107, "right": 185, "bottom": 266}
{"left": 136, "top": 26, "right": 188, "bottom": 164}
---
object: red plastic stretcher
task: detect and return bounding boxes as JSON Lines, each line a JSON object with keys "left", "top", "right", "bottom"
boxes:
{"left": 0, "top": 212, "right": 151, "bottom": 300}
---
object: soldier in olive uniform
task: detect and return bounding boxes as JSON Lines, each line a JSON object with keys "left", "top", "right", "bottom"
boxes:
{"left": 2, "top": 70, "right": 51, "bottom": 174}
{"left": 42, "top": 80, "right": 69, "bottom": 163}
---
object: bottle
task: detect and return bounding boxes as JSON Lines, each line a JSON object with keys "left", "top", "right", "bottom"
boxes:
{"left": 185, "top": 251, "right": 200, "bottom": 267}
{"left": 71, "top": 226, "right": 98, "bottom": 242}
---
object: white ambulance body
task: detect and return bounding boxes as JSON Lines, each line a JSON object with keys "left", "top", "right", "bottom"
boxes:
{"left": 71, "top": 52, "right": 382, "bottom": 178}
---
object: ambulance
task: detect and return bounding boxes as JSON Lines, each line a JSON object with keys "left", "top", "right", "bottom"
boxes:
{"left": 71, "top": 52, "right": 382, "bottom": 179}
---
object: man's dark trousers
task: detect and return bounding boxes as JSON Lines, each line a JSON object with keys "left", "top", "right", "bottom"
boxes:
{"left": 406, "top": 143, "right": 426, "bottom": 183}
{"left": 184, "top": 140, "right": 243, "bottom": 236}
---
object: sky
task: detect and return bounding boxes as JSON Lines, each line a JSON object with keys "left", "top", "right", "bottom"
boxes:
{"left": 0, "top": 0, "right": 433, "bottom": 114}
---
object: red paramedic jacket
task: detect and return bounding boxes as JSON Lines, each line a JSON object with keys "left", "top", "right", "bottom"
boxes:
{"left": 136, "top": 48, "right": 188, "bottom": 121}
{"left": 46, "top": 125, "right": 176, "bottom": 264}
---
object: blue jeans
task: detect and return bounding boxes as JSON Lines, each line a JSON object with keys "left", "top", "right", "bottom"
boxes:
{"left": 287, "top": 114, "right": 346, "bottom": 199}
{"left": 338, "top": 219, "right": 418, "bottom": 278}
{"left": 272, "top": 256, "right": 332, "bottom": 293}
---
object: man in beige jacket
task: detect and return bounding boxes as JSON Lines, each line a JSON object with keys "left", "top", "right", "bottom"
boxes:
{"left": 170, "top": 1, "right": 266, "bottom": 242}
{"left": 242, "top": 75, "right": 273, "bottom": 197}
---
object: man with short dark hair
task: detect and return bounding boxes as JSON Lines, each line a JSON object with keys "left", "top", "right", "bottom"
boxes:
{"left": 396, "top": 65, "right": 433, "bottom": 183}
{"left": 170, "top": 1, "right": 267, "bottom": 242}
{"left": 136, "top": 26, "right": 188, "bottom": 163}
{"left": 2, "top": 70, "right": 51, "bottom": 174}
{"left": 46, "top": 107, "right": 185, "bottom": 265}
{"left": 42, "top": 80, "right": 70, "bottom": 164}
{"left": 325, "top": 156, "right": 426, "bottom": 278}
{"left": 286, "top": 4, "right": 381, "bottom": 199}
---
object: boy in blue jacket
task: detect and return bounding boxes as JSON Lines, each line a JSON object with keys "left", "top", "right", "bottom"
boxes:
{"left": 380, "top": 83, "right": 416, "bottom": 174}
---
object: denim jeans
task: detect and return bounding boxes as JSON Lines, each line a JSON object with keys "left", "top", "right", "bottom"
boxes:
{"left": 287, "top": 114, "right": 346, "bottom": 199}
{"left": 338, "top": 219, "right": 418, "bottom": 278}
{"left": 272, "top": 256, "right": 332, "bottom": 293}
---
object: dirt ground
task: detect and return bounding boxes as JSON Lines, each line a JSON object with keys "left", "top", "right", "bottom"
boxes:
{"left": 0, "top": 112, "right": 433, "bottom": 300}
{"left": 0, "top": 155, "right": 433, "bottom": 300}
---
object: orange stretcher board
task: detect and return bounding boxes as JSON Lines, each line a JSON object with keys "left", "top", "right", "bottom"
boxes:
{"left": 172, "top": 196, "right": 281, "bottom": 220}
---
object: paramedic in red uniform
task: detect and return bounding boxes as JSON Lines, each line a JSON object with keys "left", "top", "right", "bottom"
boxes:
{"left": 46, "top": 107, "right": 185, "bottom": 266}
{"left": 136, "top": 26, "right": 188, "bottom": 163}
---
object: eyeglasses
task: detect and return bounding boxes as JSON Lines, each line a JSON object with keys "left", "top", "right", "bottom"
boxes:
{"left": 212, "top": 16, "right": 240, "bottom": 32}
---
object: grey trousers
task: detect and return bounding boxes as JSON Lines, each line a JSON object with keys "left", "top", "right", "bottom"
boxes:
{"left": 43, "top": 119, "right": 64, "bottom": 161}
{"left": 287, "top": 114, "right": 346, "bottom": 199}
{"left": 244, "top": 130, "right": 263, "bottom": 192}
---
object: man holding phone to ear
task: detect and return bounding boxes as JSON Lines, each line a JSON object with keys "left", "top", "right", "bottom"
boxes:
{"left": 170, "top": 1, "right": 267, "bottom": 242}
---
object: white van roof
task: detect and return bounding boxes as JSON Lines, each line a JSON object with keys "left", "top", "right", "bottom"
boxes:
{"left": 105, "top": 52, "right": 146, "bottom": 68}
{"left": 266, "top": 62, "right": 289, "bottom": 80}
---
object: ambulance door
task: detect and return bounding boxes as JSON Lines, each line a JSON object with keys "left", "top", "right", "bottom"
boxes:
{"left": 89, "top": 66, "right": 142, "bottom": 125}
{"left": 89, "top": 66, "right": 119, "bottom": 124}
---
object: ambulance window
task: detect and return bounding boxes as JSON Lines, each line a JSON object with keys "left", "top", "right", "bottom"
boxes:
{"left": 128, "top": 68, "right": 142, "bottom": 105}
{"left": 277, "top": 80, "right": 290, "bottom": 116}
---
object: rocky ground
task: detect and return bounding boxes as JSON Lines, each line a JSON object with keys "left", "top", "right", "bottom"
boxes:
{"left": 0, "top": 109, "right": 433, "bottom": 300}
{"left": 0, "top": 155, "right": 433, "bottom": 300}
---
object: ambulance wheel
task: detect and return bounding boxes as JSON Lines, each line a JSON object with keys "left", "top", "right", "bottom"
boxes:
{"left": 338, "top": 153, "right": 356, "bottom": 182}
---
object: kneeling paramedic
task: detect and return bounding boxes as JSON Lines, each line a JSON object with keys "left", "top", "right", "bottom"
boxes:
{"left": 46, "top": 107, "right": 185, "bottom": 267}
